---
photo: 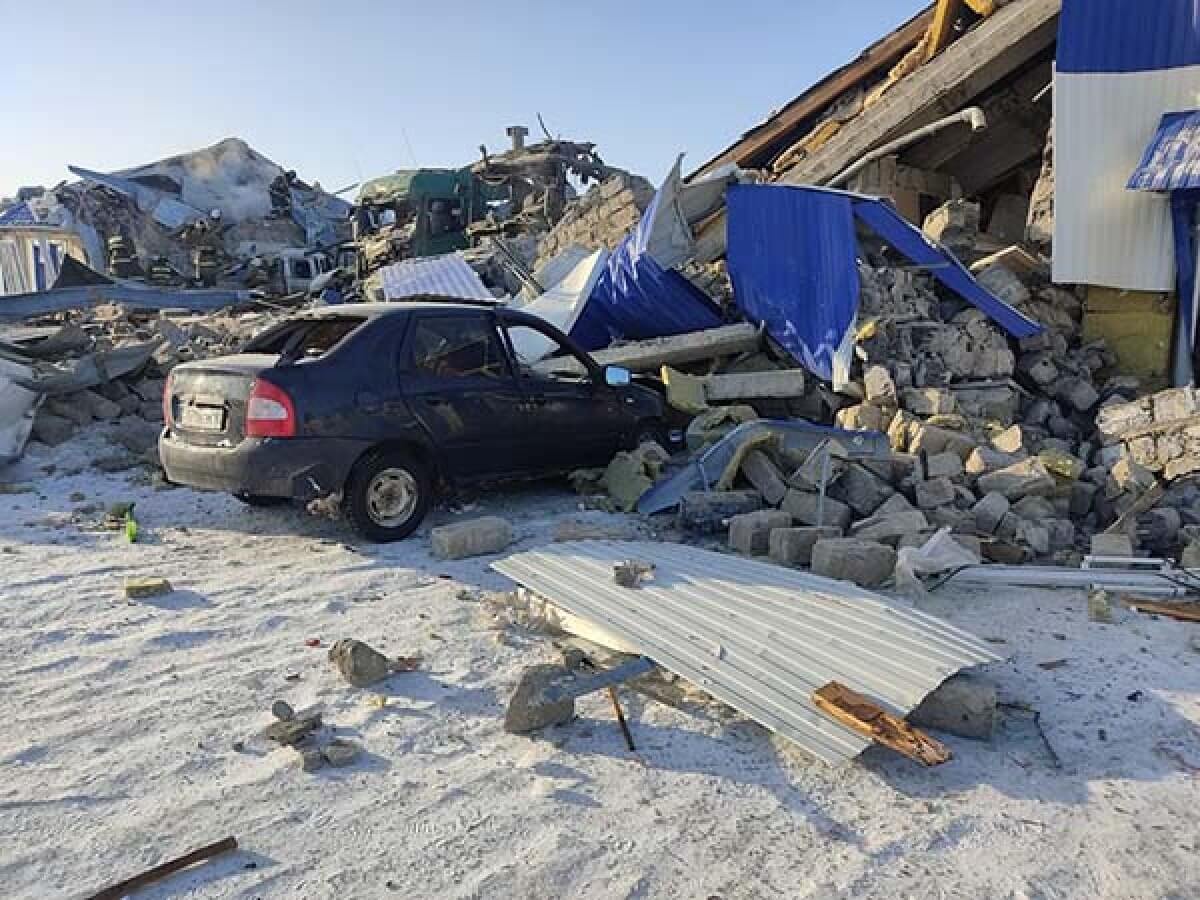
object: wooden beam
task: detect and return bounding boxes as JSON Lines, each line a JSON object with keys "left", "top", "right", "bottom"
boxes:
{"left": 1121, "top": 596, "right": 1200, "bottom": 623}
{"left": 689, "top": 7, "right": 935, "bottom": 178}
{"left": 925, "top": 0, "right": 966, "bottom": 62}
{"left": 783, "top": 0, "right": 1060, "bottom": 187}
{"left": 813, "top": 681, "right": 952, "bottom": 766}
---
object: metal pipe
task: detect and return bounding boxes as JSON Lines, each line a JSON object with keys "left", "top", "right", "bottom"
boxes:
{"left": 937, "top": 564, "right": 1200, "bottom": 597}
{"left": 824, "top": 106, "right": 988, "bottom": 189}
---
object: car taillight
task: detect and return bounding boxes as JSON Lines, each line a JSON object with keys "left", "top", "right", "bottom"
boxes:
{"left": 162, "top": 373, "right": 173, "bottom": 425}
{"left": 245, "top": 378, "right": 296, "bottom": 438}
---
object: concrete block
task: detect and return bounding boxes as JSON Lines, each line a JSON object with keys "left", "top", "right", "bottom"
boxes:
{"left": 850, "top": 510, "right": 929, "bottom": 544}
{"left": 991, "top": 424, "right": 1030, "bottom": 455}
{"left": 768, "top": 526, "right": 842, "bottom": 567}
{"left": 781, "top": 489, "right": 853, "bottom": 529}
{"left": 925, "top": 451, "right": 964, "bottom": 481}
{"left": 915, "top": 477, "right": 956, "bottom": 509}
{"left": 875, "top": 492, "right": 916, "bottom": 516}
{"left": 1089, "top": 531, "right": 1135, "bottom": 559}
{"left": 972, "top": 492, "right": 1009, "bottom": 535}
{"left": 740, "top": 450, "right": 788, "bottom": 507}
{"left": 901, "top": 387, "right": 956, "bottom": 416}
{"left": 431, "top": 517, "right": 515, "bottom": 560}
{"left": 729, "top": 510, "right": 792, "bottom": 556}
{"left": 975, "top": 458, "right": 1055, "bottom": 501}
{"left": 832, "top": 464, "right": 894, "bottom": 517}
{"left": 863, "top": 365, "right": 897, "bottom": 406}
{"left": 965, "top": 446, "right": 1023, "bottom": 477}
{"left": 1011, "top": 496, "right": 1056, "bottom": 520}
{"left": 810, "top": 538, "right": 897, "bottom": 588}
{"left": 909, "top": 674, "right": 996, "bottom": 740}
{"left": 1106, "top": 457, "right": 1157, "bottom": 499}
{"left": 678, "top": 491, "right": 762, "bottom": 533}
{"left": 31, "top": 410, "right": 75, "bottom": 447}
{"left": 835, "top": 403, "right": 888, "bottom": 432}
{"left": 1070, "top": 481, "right": 1098, "bottom": 518}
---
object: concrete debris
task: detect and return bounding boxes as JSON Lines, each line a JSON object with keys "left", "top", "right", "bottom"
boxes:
{"left": 810, "top": 538, "right": 897, "bottom": 588}
{"left": 909, "top": 674, "right": 997, "bottom": 741}
{"left": 677, "top": 490, "right": 764, "bottom": 533}
{"left": 430, "top": 517, "right": 515, "bottom": 560}
{"left": 328, "top": 638, "right": 418, "bottom": 688}
{"left": 728, "top": 509, "right": 792, "bottom": 556}
{"left": 768, "top": 525, "right": 842, "bottom": 567}
{"left": 123, "top": 577, "right": 173, "bottom": 599}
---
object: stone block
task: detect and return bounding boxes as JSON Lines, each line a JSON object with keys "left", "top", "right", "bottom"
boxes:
{"left": 781, "top": 489, "right": 852, "bottom": 529}
{"left": 901, "top": 387, "right": 956, "bottom": 417}
{"left": 925, "top": 451, "right": 964, "bottom": 481}
{"left": 850, "top": 510, "right": 929, "bottom": 545}
{"left": 1011, "top": 496, "right": 1056, "bottom": 520}
{"left": 1070, "top": 481, "right": 1098, "bottom": 518}
{"left": 811, "top": 538, "right": 897, "bottom": 588}
{"left": 831, "top": 464, "right": 894, "bottom": 517}
{"left": 1106, "top": 457, "right": 1156, "bottom": 500}
{"left": 915, "top": 477, "right": 956, "bottom": 509}
{"left": 863, "top": 365, "right": 897, "bottom": 406}
{"left": 431, "top": 517, "right": 515, "bottom": 560}
{"left": 991, "top": 425, "right": 1030, "bottom": 455}
{"left": 31, "top": 410, "right": 75, "bottom": 446}
{"left": 678, "top": 491, "right": 763, "bottom": 533}
{"left": 910, "top": 424, "right": 977, "bottom": 459}
{"left": 729, "top": 510, "right": 792, "bottom": 556}
{"left": 1153, "top": 387, "right": 1200, "bottom": 424}
{"left": 972, "top": 492, "right": 1009, "bottom": 535}
{"left": 1091, "top": 532, "right": 1133, "bottom": 557}
{"left": 835, "top": 403, "right": 888, "bottom": 432}
{"left": 1096, "top": 399, "right": 1153, "bottom": 442}
{"left": 910, "top": 674, "right": 997, "bottom": 740}
{"left": 768, "top": 526, "right": 842, "bottom": 567}
{"left": 740, "top": 450, "right": 788, "bottom": 506}
{"left": 975, "top": 458, "right": 1055, "bottom": 500}
{"left": 874, "top": 492, "right": 916, "bottom": 516}
{"left": 965, "top": 446, "right": 1023, "bottom": 477}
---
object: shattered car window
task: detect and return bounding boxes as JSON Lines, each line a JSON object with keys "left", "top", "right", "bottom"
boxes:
{"left": 244, "top": 316, "right": 365, "bottom": 359}
{"left": 409, "top": 316, "right": 509, "bottom": 379}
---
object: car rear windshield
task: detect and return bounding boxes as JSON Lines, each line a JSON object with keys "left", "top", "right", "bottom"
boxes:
{"left": 245, "top": 316, "right": 366, "bottom": 361}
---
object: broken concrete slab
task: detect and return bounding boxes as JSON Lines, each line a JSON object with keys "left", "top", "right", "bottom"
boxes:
{"left": 810, "top": 538, "right": 897, "bottom": 588}
{"left": 504, "top": 664, "right": 576, "bottom": 733}
{"left": 431, "top": 517, "right": 515, "bottom": 560}
{"left": 850, "top": 510, "right": 929, "bottom": 545}
{"left": 536, "top": 324, "right": 760, "bottom": 376}
{"left": 662, "top": 366, "right": 807, "bottom": 414}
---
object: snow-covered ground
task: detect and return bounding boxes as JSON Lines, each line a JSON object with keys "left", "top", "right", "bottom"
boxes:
{"left": 2, "top": 429, "right": 1200, "bottom": 899}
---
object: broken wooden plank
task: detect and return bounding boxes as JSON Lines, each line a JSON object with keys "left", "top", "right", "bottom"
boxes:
{"left": 1121, "top": 596, "right": 1200, "bottom": 623}
{"left": 87, "top": 836, "right": 238, "bottom": 900}
{"left": 812, "top": 681, "right": 952, "bottom": 766}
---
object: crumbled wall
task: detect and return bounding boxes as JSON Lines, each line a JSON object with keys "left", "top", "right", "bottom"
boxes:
{"left": 534, "top": 172, "right": 655, "bottom": 268}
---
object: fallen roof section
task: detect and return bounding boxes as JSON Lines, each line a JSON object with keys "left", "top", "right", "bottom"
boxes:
{"left": 493, "top": 540, "right": 1001, "bottom": 765}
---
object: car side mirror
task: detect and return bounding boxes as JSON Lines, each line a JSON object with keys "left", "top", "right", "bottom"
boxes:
{"left": 603, "top": 366, "right": 632, "bottom": 387}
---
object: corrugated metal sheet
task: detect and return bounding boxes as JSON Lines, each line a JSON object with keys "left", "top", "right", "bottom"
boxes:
{"left": 1054, "top": 0, "right": 1200, "bottom": 291}
{"left": 1129, "top": 110, "right": 1200, "bottom": 192}
{"left": 493, "top": 540, "right": 1000, "bottom": 765}
{"left": 378, "top": 253, "right": 494, "bottom": 302}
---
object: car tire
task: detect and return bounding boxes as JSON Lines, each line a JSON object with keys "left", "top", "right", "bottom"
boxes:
{"left": 235, "top": 493, "right": 291, "bottom": 508}
{"left": 633, "top": 419, "right": 670, "bottom": 450}
{"left": 344, "top": 449, "right": 433, "bottom": 543}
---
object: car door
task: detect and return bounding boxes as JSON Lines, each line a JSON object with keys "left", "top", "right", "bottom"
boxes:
{"left": 501, "top": 317, "right": 632, "bottom": 471}
{"left": 401, "top": 311, "right": 535, "bottom": 480}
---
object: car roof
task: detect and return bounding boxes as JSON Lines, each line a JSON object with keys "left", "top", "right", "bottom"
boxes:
{"left": 295, "top": 298, "right": 504, "bottom": 320}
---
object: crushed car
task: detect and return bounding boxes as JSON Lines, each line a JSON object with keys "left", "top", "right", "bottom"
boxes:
{"left": 158, "top": 300, "right": 669, "bottom": 540}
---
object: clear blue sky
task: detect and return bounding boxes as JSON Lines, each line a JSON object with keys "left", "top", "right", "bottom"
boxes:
{"left": 1, "top": 1, "right": 928, "bottom": 197}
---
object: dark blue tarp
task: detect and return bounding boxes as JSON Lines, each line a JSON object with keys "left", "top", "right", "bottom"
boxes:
{"left": 725, "top": 184, "right": 1043, "bottom": 382}
{"left": 1059, "top": 0, "right": 1200, "bottom": 74}
{"left": 726, "top": 185, "right": 859, "bottom": 381}
{"left": 568, "top": 232, "right": 722, "bottom": 352}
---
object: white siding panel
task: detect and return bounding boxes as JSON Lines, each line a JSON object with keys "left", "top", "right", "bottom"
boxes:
{"left": 1054, "top": 65, "right": 1200, "bottom": 290}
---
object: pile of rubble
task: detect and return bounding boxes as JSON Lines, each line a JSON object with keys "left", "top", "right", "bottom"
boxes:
{"left": 20, "top": 307, "right": 279, "bottom": 462}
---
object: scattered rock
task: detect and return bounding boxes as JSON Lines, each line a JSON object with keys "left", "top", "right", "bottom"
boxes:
{"left": 123, "top": 577, "right": 172, "bottom": 599}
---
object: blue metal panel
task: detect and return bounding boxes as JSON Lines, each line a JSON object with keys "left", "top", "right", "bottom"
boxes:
{"left": 850, "top": 198, "right": 1044, "bottom": 339}
{"left": 726, "top": 184, "right": 859, "bottom": 381}
{"left": 568, "top": 233, "right": 722, "bottom": 351}
{"left": 1059, "top": 0, "right": 1200, "bottom": 74}
{"left": 0, "top": 203, "right": 37, "bottom": 226}
{"left": 1129, "top": 110, "right": 1200, "bottom": 192}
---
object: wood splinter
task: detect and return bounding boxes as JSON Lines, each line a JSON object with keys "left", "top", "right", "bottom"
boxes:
{"left": 813, "top": 681, "right": 951, "bottom": 766}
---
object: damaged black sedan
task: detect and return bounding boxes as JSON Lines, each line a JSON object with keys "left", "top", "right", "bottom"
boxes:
{"left": 158, "top": 301, "right": 667, "bottom": 541}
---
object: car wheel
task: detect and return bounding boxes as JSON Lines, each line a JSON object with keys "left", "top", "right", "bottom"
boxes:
{"left": 235, "top": 493, "right": 291, "bottom": 507}
{"left": 634, "top": 419, "right": 670, "bottom": 450}
{"left": 344, "top": 449, "right": 432, "bottom": 542}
